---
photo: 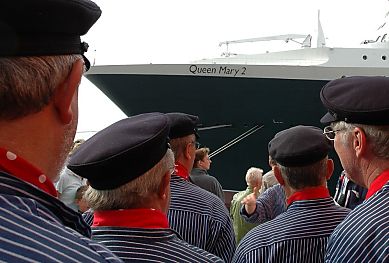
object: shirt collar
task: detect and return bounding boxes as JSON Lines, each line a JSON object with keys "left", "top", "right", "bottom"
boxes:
{"left": 0, "top": 148, "right": 57, "bottom": 197}
{"left": 366, "top": 169, "right": 389, "bottom": 199}
{"left": 174, "top": 162, "right": 189, "bottom": 180}
{"left": 0, "top": 170, "right": 91, "bottom": 237}
{"left": 287, "top": 186, "right": 330, "bottom": 206}
{"left": 93, "top": 208, "right": 169, "bottom": 229}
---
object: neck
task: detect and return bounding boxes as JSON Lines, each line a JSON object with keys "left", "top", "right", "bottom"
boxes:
{"left": 175, "top": 158, "right": 192, "bottom": 174}
{"left": 93, "top": 208, "right": 169, "bottom": 229}
{"left": 283, "top": 182, "right": 327, "bottom": 199}
{"left": 174, "top": 162, "right": 190, "bottom": 180}
{"left": 364, "top": 160, "right": 389, "bottom": 188}
{"left": 287, "top": 185, "right": 330, "bottom": 205}
{"left": 0, "top": 107, "right": 72, "bottom": 182}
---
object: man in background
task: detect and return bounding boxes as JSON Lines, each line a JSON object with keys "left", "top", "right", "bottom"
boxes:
{"left": 0, "top": 0, "right": 121, "bottom": 261}
{"left": 240, "top": 156, "right": 286, "bottom": 225}
{"left": 333, "top": 170, "right": 367, "bottom": 209}
{"left": 233, "top": 126, "right": 350, "bottom": 262}
{"left": 230, "top": 167, "right": 263, "bottom": 243}
{"left": 167, "top": 112, "right": 236, "bottom": 262}
{"left": 190, "top": 147, "right": 224, "bottom": 201}
{"left": 259, "top": 157, "right": 279, "bottom": 194}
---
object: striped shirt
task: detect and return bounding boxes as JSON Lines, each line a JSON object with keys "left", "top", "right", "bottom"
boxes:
{"left": 240, "top": 184, "right": 286, "bottom": 224}
{"left": 168, "top": 174, "right": 236, "bottom": 262}
{"left": 325, "top": 182, "right": 389, "bottom": 263}
{"left": 83, "top": 209, "right": 95, "bottom": 226}
{"left": 333, "top": 173, "right": 367, "bottom": 209}
{"left": 0, "top": 171, "right": 122, "bottom": 262}
{"left": 91, "top": 227, "right": 224, "bottom": 262}
{"left": 233, "top": 197, "right": 350, "bottom": 263}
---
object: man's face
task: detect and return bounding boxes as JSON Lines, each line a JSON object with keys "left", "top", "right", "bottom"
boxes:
{"left": 333, "top": 129, "right": 365, "bottom": 187}
{"left": 54, "top": 88, "right": 79, "bottom": 182}
{"left": 188, "top": 135, "right": 197, "bottom": 167}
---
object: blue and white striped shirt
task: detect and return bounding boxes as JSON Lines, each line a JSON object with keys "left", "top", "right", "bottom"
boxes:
{"left": 91, "top": 227, "right": 224, "bottom": 262}
{"left": 240, "top": 184, "right": 286, "bottom": 224}
{"left": 325, "top": 182, "right": 389, "bottom": 263}
{"left": 0, "top": 171, "right": 122, "bottom": 262}
{"left": 233, "top": 197, "right": 350, "bottom": 263}
{"left": 168, "top": 174, "right": 236, "bottom": 262}
{"left": 83, "top": 208, "right": 95, "bottom": 226}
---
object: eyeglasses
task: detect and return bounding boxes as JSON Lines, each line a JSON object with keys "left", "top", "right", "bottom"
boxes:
{"left": 190, "top": 141, "right": 201, "bottom": 149}
{"left": 323, "top": 126, "right": 344, "bottom": 141}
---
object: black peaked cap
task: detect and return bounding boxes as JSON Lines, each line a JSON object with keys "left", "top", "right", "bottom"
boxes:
{"left": 0, "top": 0, "right": 101, "bottom": 69}
{"left": 320, "top": 76, "right": 389, "bottom": 125}
{"left": 68, "top": 113, "right": 170, "bottom": 190}
{"left": 268, "top": 125, "right": 332, "bottom": 167}
{"left": 167, "top": 112, "right": 200, "bottom": 139}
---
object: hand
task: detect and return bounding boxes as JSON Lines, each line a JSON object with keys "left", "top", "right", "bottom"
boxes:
{"left": 241, "top": 186, "right": 259, "bottom": 215}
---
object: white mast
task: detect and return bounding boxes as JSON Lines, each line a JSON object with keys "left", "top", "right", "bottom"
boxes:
{"left": 317, "top": 10, "right": 326, "bottom": 47}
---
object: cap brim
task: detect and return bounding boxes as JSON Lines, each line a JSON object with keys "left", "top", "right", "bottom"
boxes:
{"left": 82, "top": 54, "right": 91, "bottom": 71}
{"left": 320, "top": 112, "right": 336, "bottom": 124}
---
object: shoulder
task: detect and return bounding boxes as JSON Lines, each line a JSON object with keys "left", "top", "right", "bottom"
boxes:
{"left": 234, "top": 227, "right": 271, "bottom": 260}
{"left": 232, "top": 190, "right": 246, "bottom": 201}
{"left": 208, "top": 175, "right": 222, "bottom": 184}
{"left": 171, "top": 179, "right": 223, "bottom": 203}
{"left": 336, "top": 188, "right": 389, "bottom": 231}
{"left": 0, "top": 199, "right": 119, "bottom": 262}
{"left": 326, "top": 189, "right": 389, "bottom": 262}
{"left": 169, "top": 178, "right": 229, "bottom": 218}
{"left": 174, "top": 237, "right": 224, "bottom": 262}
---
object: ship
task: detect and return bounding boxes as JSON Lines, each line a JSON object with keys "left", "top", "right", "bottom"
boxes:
{"left": 84, "top": 15, "right": 389, "bottom": 193}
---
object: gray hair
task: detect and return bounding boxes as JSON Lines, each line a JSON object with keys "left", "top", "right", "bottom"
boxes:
{"left": 169, "top": 134, "right": 195, "bottom": 159}
{"left": 0, "top": 55, "right": 83, "bottom": 120}
{"left": 277, "top": 157, "right": 328, "bottom": 190}
{"left": 85, "top": 149, "right": 175, "bottom": 211}
{"left": 245, "top": 167, "right": 263, "bottom": 187}
{"left": 333, "top": 121, "right": 389, "bottom": 159}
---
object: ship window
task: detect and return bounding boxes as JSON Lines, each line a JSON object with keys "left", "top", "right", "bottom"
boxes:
{"left": 362, "top": 55, "right": 367, "bottom": 60}
{"left": 382, "top": 55, "right": 387, "bottom": 60}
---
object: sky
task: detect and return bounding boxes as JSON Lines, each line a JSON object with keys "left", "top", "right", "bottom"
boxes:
{"left": 76, "top": 0, "right": 388, "bottom": 139}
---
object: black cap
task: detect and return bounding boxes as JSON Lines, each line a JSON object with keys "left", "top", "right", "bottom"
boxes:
{"left": 68, "top": 113, "right": 170, "bottom": 190}
{"left": 0, "top": 0, "right": 102, "bottom": 70}
{"left": 320, "top": 76, "right": 389, "bottom": 125}
{"left": 167, "top": 112, "right": 200, "bottom": 139}
{"left": 268, "top": 125, "right": 332, "bottom": 167}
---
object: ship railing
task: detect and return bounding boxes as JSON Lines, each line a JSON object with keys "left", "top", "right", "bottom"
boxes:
{"left": 209, "top": 124, "right": 264, "bottom": 159}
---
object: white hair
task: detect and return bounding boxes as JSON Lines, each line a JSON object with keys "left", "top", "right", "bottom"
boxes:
{"left": 333, "top": 121, "right": 389, "bottom": 159}
{"left": 245, "top": 167, "right": 263, "bottom": 187}
{"left": 85, "top": 149, "right": 174, "bottom": 210}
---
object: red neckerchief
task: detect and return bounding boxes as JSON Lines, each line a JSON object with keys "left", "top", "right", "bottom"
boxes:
{"left": 0, "top": 148, "right": 57, "bottom": 197}
{"left": 366, "top": 169, "right": 389, "bottom": 199}
{"left": 174, "top": 162, "right": 189, "bottom": 180}
{"left": 287, "top": 186, "right": 330, "bottom": 206}
{"left": 93, "top": 208, "right": 169, "bottom": 228}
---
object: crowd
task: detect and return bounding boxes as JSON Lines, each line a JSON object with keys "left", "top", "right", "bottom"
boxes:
{"left": 0, "top": 0, "right": 387, "bottom": 262}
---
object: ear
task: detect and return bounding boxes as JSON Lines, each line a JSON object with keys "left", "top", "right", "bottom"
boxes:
{"left": 353, "top": 127, "right": 367, "bottom": 158}
{"left": 53, "top": 59, "right": 84, "bottom": 124}
{"left": 326, "top": 158, "right": 334, "bottom": 180}
{"left": 159, "top": 171, "right": 171, "bottom": 199}
{"left": 184, "top": 142, "right": 192, "bottom": 160}
{"left": 273, "top": 166, "right": 285, "bottom": 185}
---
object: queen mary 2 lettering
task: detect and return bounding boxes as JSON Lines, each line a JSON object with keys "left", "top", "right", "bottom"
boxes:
{"left": 189, "top": 64, "right": 247, "bottom": 77}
